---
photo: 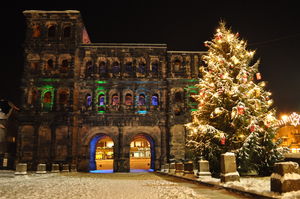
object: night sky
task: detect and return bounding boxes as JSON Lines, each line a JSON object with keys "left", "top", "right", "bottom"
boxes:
{"left": 1, "top": 1, "right": 300, "bottom": 115}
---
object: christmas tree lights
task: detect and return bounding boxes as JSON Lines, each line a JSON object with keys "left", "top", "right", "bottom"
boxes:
{"left": 185, "top": 22, "right": 283, "bottom": 175}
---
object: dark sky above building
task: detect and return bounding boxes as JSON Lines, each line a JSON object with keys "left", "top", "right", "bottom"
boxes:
{"left": 1, "top": 1, "right": 300, "bottom": 115}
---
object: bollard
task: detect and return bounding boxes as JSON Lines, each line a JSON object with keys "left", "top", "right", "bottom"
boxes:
{"left": 271, "top": 161, "right": 300, "bottom": 193}
{"left": 62, "top": 164, "right": 69, "bottom": 172}
{"left": 197, "top": 159, "right": 211, "bottom": 177}
{"left": 164, "top": 163, "right": 169, "bottom": 173}
{"left": 175, "top": 161, "right": 184, "bottom": 176}
{"left": 15, "top": 163, "right": 27, "bottom": 175}
{"left": 183, "top": 161, "right": 195, "bottom": 178}
{"left": 220, "top": 152, "right": 240, "bottom": 183}
{"left": 51, "top": 163, "right": 60, "bottom": 173}
{"left": 71, "top": 164, "right": 77, "bottom": 172}
{"left": 160, "top": 164, "right": 165, "bottom": 172}
{"left": 36, "top": 163, "right": 47, "bottom": 174}
{"left": 169, "top": 162, "right": 176, "bottom": 174}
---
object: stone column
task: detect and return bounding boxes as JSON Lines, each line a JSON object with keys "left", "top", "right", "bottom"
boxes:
{"left": 197, "top": 159, "right": 211, "bottom": 177}
{"left": 220, "top": 152, "right": 240, "bottom": 183}
{"left": 271, "top": 161, "right": 300, "bottom": 193}
{"left": 51, "top": 163, "right": 60, "bottom": 173}
{"left": 36, "top": 163, "right": 47, "bottom": 174}
{"left": 15, "top": 163, "right": 27, "bottom": 175}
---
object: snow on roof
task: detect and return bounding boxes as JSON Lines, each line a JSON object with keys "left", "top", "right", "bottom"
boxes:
{"left": 224, "top": 152, "right": 236, "bottom": 156}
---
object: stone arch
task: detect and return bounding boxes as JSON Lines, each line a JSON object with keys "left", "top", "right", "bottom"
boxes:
{"left": 150, "top": 58, "right": 159, "bottom": 75}
{"left": 122, "top": 89, "right": 134, "bottom": 106}
{"left": 58, "top": 54, "right": 72, "bottom": 73}
{"left": 97, "top": 57, "right": 107, "bottom": 75}
{"left": 62, "top": 25, "right": 72, "bottom": 38}
{"left": 136, "top": 57, "right": 147, "bottom": 77}
{"left": 42, "top": 54, "right": 56, "bottom": 71}
{"left": 171, "top": 55, "right": 183, "bottom": 72}
{"left": 46, "top": 22, "right": 57, "bottom": 38}
{"left": 56, "top": 88, "right": 70, "bottom": 110}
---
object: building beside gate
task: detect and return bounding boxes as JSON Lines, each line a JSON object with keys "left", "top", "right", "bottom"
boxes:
{"left": 17, "top": 10, "right": 205, "bottom": 172}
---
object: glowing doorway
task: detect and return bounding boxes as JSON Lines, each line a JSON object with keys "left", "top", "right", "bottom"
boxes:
{"left": 130, "top": 134, "right": 154, "bottom": 171}
{"left": 90, "top": 135, "right": 114, "bottom": 172}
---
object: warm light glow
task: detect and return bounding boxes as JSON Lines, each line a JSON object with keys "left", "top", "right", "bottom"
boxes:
{"left": 281, "top": 115, "right": 288, "bottom": 121}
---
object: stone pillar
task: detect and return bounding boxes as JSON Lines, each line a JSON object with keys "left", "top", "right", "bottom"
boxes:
{"left": 220, "top": 152, "right": 240, "bottom": 183}
{"left": 71, "top": 164, "right": 77, "bottom": 172}
{"left": 15, "top": 163, "right": 27, "bottom": 175}
{"left": 169, "top": 162, "right": 176, "bottom": 174}
{"left": 271, "top": 161, "right": 300, "bottom": 193}
{"left": 51, "top": 163, "right": 60, "bottom": 173}
{"left": 36, "top": 163, "right": 47, "bottom": 174}
{"left": 183, "top": 161, "right": 195, "bottom": 178}
{"left": 62, "top": 164, "right": 69, "bottom": 172}
{"left": 175, "top": 161, "right": 184, "bottom": 176}
{"left": 197, "top": 159, "right": 211, "bottom": 177}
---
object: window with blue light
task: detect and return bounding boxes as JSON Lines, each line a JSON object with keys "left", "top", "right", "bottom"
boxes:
{"left": 151, "top": 94, "right": 159, "bottom": 106}
{"left": 86, "top": 94, "right": 92, "bottom": 107}
{"left": 99, "top": 94, "right": 105, "bottom": 106}
{"left": 138, "top": 94, "right": 146, "bottom": 106}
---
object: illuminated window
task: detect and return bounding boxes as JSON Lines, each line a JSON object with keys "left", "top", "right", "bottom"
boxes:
{"left": 43, "top": 92, "right": 52, "bottom": 103}
{"left": 138, "top": 94, "right": 146, "bottom": 106}
{"left": 174, "top": 59, "right": 181, "bottom": 72}
{"left": 111, "top": 94, "right": 119, "bottom": 105}
{"left": 48, "top": 25, "right": 56, "bottom": 38}
{"left": 86, "top": 94, "right": 92, "bottom": 107}
{"left": 151, "top": 94, "right": 159, "bottom": 106}
{"left": 125, "top": 93, "right": 133, "bottom": 106}
{"left": 63, "top": 26, "right": 71, "bottom": 38}
{"left": 99, "top": 94, "right": 105, "bottom": 106}
{"left": 32, "top": 24, "right": 41, "bottom": 38}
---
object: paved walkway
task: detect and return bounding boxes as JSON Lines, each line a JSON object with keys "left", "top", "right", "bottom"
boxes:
{"left": 0, "top": 171, "right": 252, "bottom": 199}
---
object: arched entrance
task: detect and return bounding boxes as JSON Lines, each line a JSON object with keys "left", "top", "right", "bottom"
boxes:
{"left": 130, "top": 134, "right": 155, "bottom": 172}
{"left": 89, "top": 134, "right": 114, "bottom": 172}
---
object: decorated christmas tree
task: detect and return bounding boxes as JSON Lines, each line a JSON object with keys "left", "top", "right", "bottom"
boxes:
{"left": 185, "top": 22, "right": 283, "bottom": 175}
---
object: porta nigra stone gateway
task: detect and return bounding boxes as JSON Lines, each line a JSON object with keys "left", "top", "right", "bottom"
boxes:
{"left": 17, "top": 10, "right": 205, "bottom": 172}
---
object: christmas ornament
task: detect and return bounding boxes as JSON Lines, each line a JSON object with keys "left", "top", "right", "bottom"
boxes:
{"left": 237, "top": 105, "right": 245, "bottom": 115}
{"left": 250, "top": 125, "right": 255, "bottom": 132}
{"left": 220, "top": 133, "right": 226, "bottom": 145}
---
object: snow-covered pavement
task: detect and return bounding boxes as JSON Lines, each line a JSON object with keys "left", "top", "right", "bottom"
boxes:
{"left": 0, "top": 172, "right": 251, "bottom": 199}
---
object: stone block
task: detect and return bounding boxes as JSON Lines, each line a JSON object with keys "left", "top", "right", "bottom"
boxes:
{"left": 62, "top": 164, "right": 69, "bottom": 172}
{"left": 36, "top": 163, "right": 47, "bottom": 174}
{"left": 15, "top": 163, "right": 27, "bottom": 175}
{"left": 164, "top": 163, "right": 169, "bottom": 173}
{"left": 197, "top": 160, "right": 211, "bottom": 177}
{"left": 175, "top": 162, "right": 184, "bottom": 176}
{"left": 220, "top": 152, "right": 240, "bottom": 183}
{"left": 271, "top": 162, "right": 300, "bottom": 193}
{"left": 169, "top": 162, "right": 176, "bottom": 174}
{"left": 71, "top": 164, "right": 77, "bottom": 172}
{"left": 183, "top": 161, "right": 195, "bottom": 178}
{"left": 160, "top": 164, "right": 165, "bottom": 172}
{"left": 51, "top": 163, "right": 60, "bottom": 173}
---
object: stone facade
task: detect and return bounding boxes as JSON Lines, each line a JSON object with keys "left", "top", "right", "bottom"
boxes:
{"left": 17, "top": 10, "right": 205, "bottom": 172}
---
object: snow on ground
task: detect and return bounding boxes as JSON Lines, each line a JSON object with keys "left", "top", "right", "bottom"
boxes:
{"left": 0, "top": 172, "right": 204, "bottom": 199}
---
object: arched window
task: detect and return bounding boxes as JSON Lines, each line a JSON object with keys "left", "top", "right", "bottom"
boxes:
{"left": 125, "top": 93, "right": 133, "bottom": 106}
{"left": 48, "top": 25, "right": 56, "bottom": 38}
{"left": 112, "top": 61, "right": 120, "bottom": 74}
{"left": 43, "top": 92, "right": 52, "bottom": 103}
{"left": 32, "top": 24, "right": 41, "bottom": 38}
{"left": 138, "top": 62, "right": 146, "bottom": 74}
{"left": 61, "top": 59, "right": 69, "bottom": 73}
{"left": 151, "top": 94, "right": 159, "bottom": 106}
{"left": 58, "top": 91, "right": 68, "bottom": 105}
{"left": 174, "top": 59, "right": 181, "bottom": 72}
{"left": 151, "top": 62, "right": 158, "bottom": 74}
{"left": 138, "top": 94, "right": 146, "bottom": 106}
{"left": 111, "top": 94, "right": 119, "bottom": 105}
{"left": 86, "top": 94, "right": 92, "bottom": 107}
{"left": 125, "top": 62, "right": 133, "bottom": 73}
{"left": 174, "top": 92, "right": 182, "bottom": 103}
{"left": 86, "top": 61, "right": 93, "bottom": 75}
{"left": 99, "top": 61, "right": 106, "bottom": 74}
{"left": 46, "top": 59, "right": 54, "bottom": 70}
{"left": 63, "top": 26, "right": 71, "bottom": 38}
{"left": 98, "top": 94, "right": 105, "bottom": 106}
